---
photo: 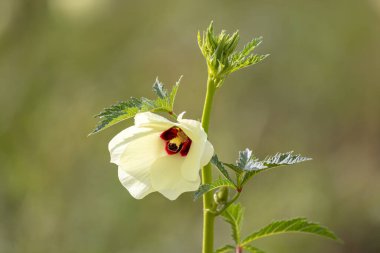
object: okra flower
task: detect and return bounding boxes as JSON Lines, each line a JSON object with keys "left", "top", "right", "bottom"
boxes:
{"left": 108, "top": 112, "right": 214, "bottom": 200}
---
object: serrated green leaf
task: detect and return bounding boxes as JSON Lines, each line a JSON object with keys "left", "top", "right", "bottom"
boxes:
{"left": 194, "top": 179, "right": 236, "bottom": 201}
{"left": 237, "top": 37, "right": 263, "bottom": 59}
{"left": 236, "top": 148, "right": 254, "bottom": 170}
{"left": 152, "top": 78, "right": 167, "bottom": 99}
{"left": 222, "top": 203, "right": 244, "bottom": 244}
{"left": 214, "top": 245, "right": 235, "bottom": 253}
{"left": 241, "top": 218, "right": 340, "bottom": 246}
{"left": 91, "top": 78, "right": 181, "bottom": 134}
{"left": 198, "top": 22, "right": 267, "bottom": 87}
{"left": 261, "top": 151, "right": 311, "bottom": 169}
{"left": 229, "top": 150, "right": 312, "bottom": 187}
{"left": 242, "top": 245, "right": 266, "bottom": 253}
{"left": 211, "top": 155, "right": 236, "bottom": 187}
{"left": 223, "top": 163, "right": 243, "bottom": 174}
{"left": 169, "top": 76, "right": 181, "bottom": 106}
{"left": 149, "top": 97, "right": 171, "bottom": 111}
{"left": 229, "top": 37, "right": 267, "bottom": 74}
{"left": 91, "top": 98, "right": 144, "bottom": 134}
{"left": 234, "top": 149, "right": 312, "bottom": 172}
{"left": 239, "top": 171, "right": 259, "bottom": 187}
{"left": 231, "top": 54, "right": 269, "bottom": 73}
{"left": 243, "top": 150, "right": 311, "bottom": 172}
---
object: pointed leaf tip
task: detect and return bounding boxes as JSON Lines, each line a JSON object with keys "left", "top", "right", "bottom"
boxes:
{"left": 241, "top": 218, "right": 341, "bottom": 246}
{"left": 152, "top": 78, "right": 167, "bottom": 99}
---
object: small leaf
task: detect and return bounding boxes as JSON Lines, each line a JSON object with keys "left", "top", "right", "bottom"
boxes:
{"left": 237, "top": 37, "right": 263, "bottom": 59}
{"left": 231, "top": 54, "right": 269, "bottom": 73}
{"left": 261, "top": 151, "right": 311, "bottom": 169}
{"left": 211, "top": 155, "right": 236, "bottom": 187}
{"left": 214, "top": 245, "right": 235, "bottom": 253}
{"left": 222, "top": 203, "right": 244, "bottom": 244}
{"left": 91, "top": 78, "right": 181, "bottom": 134}
{"left": 241, "top": 218, "right": 341, "bottom": 246}
{"left": 198, "top": 22, "right": 267, "bottom": 87}
{"left": 236, "top": 148, "right": 254, "bottom": 170}
{"left": 91, "top": 98, "right": 143, "bottom": 134}
{"left": 193, "top": 179, "right": 236, "bottom": 201}
{"left": 229, "top": 150, "right": 312, "bottom": 187}
{"left": 169, "top": 76, "right": 181, "bottom": 106}
{"left": 152, "top": 78, "right": 167, "bottom": 99}
{"left": 242, "top": 245, "right": 266, "bottom": 253}
{"left": 223, "top": 163, "right": 243, "bottom": 174}
{"left": 239, "top": 171, "right": 259, "bottom": 187}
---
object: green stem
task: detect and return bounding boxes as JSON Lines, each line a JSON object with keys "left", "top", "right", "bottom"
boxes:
{"left": 201, "top": 77, "right": 217, "bottom": 253}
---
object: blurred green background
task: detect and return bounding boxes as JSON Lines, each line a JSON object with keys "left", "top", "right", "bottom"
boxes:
{"left": 1, "top": 0, "right": 379, "bottom": 252}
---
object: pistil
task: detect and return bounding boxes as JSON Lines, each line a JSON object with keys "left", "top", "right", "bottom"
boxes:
{"left": 160, "top": 127, "right": 192, "bottom": 156}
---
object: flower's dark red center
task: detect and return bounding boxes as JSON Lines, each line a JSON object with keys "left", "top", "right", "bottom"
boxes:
{"left": 160, "top": 127, "right": 192, "bottom": 156}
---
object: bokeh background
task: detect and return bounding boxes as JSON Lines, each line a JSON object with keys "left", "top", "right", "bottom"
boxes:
{"left": 1, "top": 0, "right": 379, "bottom": 252}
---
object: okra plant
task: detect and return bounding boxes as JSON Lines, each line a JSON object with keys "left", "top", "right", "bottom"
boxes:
{"left": 91, "top": 22, "right": 340, "bottom": 253}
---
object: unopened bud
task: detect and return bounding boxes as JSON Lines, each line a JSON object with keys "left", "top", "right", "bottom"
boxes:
{"left": 213, "top": 186, "right": 229, "bottom": 204}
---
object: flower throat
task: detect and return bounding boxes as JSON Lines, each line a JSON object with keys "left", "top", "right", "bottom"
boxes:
{"left": 160, "top": 127, "right": 192, "bottom": 156}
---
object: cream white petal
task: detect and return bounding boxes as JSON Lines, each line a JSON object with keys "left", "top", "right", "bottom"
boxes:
{"left": 200, "top": 140, "right": 214, "bottom": 166}
{"left": 109, "top": 126, "right": 153, "bottom": 165}
{"left": 177, "top": 111, "right": 186, "bottom": 120}
{"left": 158, "top": 177, "right": 200, "bottom": 200}
{"left": 109, "top": 111, "right": 214, "bottom": 200}
{"left": 134, "top": 112, "right": 174, "bottom": 130}
{"left": 118, "top": 131, "right": 166, "bottom": 176}
{"left": 118, "top": 168, "right": 154, "bottom": 199}
{"left": 180, "top": 138, "right": 214, "bottom": 181}
{"left": 175, "top": 118, "right": 206, "bottom": 143}
{"left": 175, "top": 115, "right": 213, "bottom": 180}
{"left": 150, "top": 155, "right": 200, "bottom": 200}
{"left": 180, "top": 139, "right": 204, "bottom": 181}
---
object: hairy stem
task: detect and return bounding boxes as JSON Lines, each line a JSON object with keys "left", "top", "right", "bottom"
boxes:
{"left": 201, "top": 77, "right": 217, "bottom": 253}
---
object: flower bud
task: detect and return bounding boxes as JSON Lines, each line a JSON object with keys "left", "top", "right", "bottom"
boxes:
{"left": 213, "top": 186, "right": 229, "bottom": 205}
